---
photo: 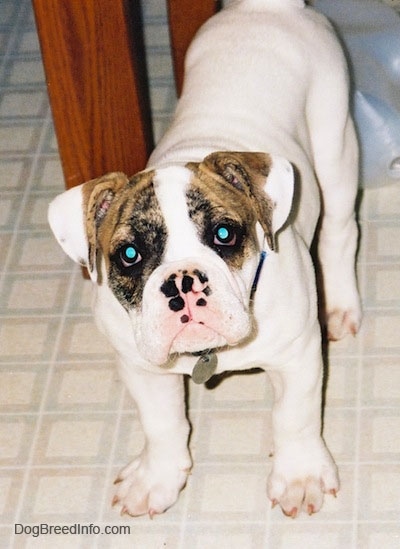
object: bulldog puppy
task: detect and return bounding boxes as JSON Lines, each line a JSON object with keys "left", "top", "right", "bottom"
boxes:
{"left": 48, "top": 0, "right": 361, "bottom": 518}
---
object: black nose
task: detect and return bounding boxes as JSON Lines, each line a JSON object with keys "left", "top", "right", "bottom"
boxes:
{"left": 181, "top": 275, "right": 194, "bottom": 293}
{"left": 160, "top": 269, "right": 212, "bottom": 313}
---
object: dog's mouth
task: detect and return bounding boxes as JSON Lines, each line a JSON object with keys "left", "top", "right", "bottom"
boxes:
{"left": 138, "top": 304, "right": 250, "bottom": 366}
{"left": 169, "top": 320, "right": 232, "bottom": 355}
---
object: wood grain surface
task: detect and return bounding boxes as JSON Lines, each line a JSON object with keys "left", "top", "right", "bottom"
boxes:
{"left": 33, "top": 0, "right": 154, "bottom": 189}
{"left": 167, "top": 0, "right": 220, "bottom": 96}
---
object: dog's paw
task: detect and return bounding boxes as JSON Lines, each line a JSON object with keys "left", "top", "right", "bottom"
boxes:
{"left": 267, "top": 440, "right": 339, "bottom": 518}
{"left": 326, "top": 307, "right": 361, "bottom": 341}
{"left": 112, "top": 454, "right": 191, "bottom": 517}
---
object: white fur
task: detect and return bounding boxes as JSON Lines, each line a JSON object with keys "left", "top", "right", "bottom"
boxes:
{"left": 152, "top": 166, "right": 205, "bottom": 263}
{"left": 49, "top": 0, "right": 361, "bottom": 518}
{"left": 48, "top": 185, "right": 88, "bottom": 266}
{"left": 264, "top": 156, "right": 295, "bottom": 235}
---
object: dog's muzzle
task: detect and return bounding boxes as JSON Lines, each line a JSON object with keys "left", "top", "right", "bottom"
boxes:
{"left": 134, "top": 259, "right": 253, "bottom": 366}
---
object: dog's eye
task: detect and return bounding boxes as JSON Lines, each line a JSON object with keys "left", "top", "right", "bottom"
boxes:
{"left": 119, "top": 244, "right": 142, "bottom": 268}
{"left": 213, "top": 224, "right": 237, "bottom": 246}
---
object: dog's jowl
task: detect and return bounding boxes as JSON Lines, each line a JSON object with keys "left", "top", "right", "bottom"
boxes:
{"left": 48, "top": 0, "right": 361, "bottom": 519}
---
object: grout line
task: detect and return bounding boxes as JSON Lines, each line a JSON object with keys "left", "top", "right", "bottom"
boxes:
{"left": 0, "top": 312, "right": 103, "bottom": 320}
{"left": 0, "top": 404, "right": 399, "bottom": 419}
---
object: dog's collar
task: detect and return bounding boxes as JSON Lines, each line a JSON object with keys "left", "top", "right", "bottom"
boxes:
{"left": 191, "top": 251, "right": 268, "bottom": 384}
{"left": 251, "top": 250, "right": 268, "bottom": 298}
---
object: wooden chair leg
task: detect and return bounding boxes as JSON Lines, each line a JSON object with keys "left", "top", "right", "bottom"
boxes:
{"left": 167, "top": 0, "right": 221, "bottom": 96}
{"left": 33, "top": 0, "right": 154, "bottom": 190}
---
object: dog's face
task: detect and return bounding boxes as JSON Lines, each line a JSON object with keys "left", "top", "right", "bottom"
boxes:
{"left": 49, "top": 152, "right": 294, "bottom": 365}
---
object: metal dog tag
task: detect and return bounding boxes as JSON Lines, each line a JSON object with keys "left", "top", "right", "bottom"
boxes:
{"left": 192, "top": 352, "right": 218, "bottom": 384}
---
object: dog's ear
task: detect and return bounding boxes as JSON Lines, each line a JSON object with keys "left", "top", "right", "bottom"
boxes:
{"left": 199, "top": 152, "right": 294, "bottom": 250}
{"left": 48, "top": 172, "right": 128, "bottom": 281}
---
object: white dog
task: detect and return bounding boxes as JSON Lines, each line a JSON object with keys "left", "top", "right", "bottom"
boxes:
{"left": 48, "top": 0, "right": 361, "bottom": 518}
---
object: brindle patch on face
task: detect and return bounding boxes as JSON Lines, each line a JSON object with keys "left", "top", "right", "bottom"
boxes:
{"left": 97, "top": 171, "right": 168, "bottom": 309}
{"left": 189, "top": 152, "right": 276, "bottom": 251}
{"left": 185, "top": 169, "right": 259, "bottom": 270}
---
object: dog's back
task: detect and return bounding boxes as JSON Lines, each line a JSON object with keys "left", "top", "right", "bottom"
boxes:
{"left": 149, "top": 0, "right": 345, "bottom": 170}
{"left": 148, "top": 0, "right": 352, "bottom": 244}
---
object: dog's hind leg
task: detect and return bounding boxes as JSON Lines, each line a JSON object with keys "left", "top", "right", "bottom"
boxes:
{"left": 306, "top": 35, "right": 362, "bottom": 340}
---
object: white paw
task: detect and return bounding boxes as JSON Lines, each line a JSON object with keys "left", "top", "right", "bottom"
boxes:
{"left": 321, "top": 268, "right": 362, "bottom": 341}
{"left": 267, "top": 440, "right": 339, "bottom": 517}
{"left": 112, "top": 453, "right": 191, "bottom": 517}
{"left": 326, "top": 306, "right": 361, "bottom": 341}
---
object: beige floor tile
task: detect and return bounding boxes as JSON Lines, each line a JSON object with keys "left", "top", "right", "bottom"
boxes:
{"left": 0, "top": 318, "right": 56, "bottom": 360}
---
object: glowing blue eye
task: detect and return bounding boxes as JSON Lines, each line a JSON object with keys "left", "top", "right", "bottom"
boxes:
{"left": 120, "top": 244, "right": 141, "bottom": 268}
{"left": 214, "top": 224, "right": 237, "bottom": 247}
{"left": 217, "top": 227, "right": 229, "bottom": 241}
{"left": 125, "top": 246, "right": 137, "bottom": 260}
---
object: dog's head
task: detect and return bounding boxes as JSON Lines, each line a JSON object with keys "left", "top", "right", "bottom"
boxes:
{"left": 49, "top": 152, "right": 294, "bottom": 365}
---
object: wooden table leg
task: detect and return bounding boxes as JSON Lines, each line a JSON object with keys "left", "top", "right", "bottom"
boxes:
{"left": 32, "top": 0, "right": 154, "bottom": 190}
{"left": 167, "top": 0, "right": 220, "bottom": 96}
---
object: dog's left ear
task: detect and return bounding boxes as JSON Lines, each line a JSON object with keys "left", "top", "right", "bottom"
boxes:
{"left": 48, "top": 172, "right": 128, "bottom": 281}
{"left": 199, "top": 151, "right": 294, "bottom": 250}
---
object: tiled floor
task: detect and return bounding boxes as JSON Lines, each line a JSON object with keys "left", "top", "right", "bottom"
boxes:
{"left": 0, "top": 0, "right": 400, "bottom": 547}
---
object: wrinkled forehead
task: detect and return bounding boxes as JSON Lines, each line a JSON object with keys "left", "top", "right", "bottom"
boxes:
{"left": 153, "top": 164, "right": 255, "bottom": 220}
{"left": 105, "top": 164, "right": 255, "bottom": 249}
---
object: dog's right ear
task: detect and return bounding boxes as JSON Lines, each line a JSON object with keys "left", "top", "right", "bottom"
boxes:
{"left": 48, "top": 172, "right": 128, "bottom": 282}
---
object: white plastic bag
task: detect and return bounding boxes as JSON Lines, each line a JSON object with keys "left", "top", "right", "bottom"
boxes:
{"left": 315, "top": 0, "right": 400, "bottom": 186}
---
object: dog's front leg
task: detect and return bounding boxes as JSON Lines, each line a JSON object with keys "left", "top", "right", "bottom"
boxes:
{"left": 266, "top": 330, "right": 339, "bottom": 517}
{"left": 113, "top": 362, "right": 192, "bottom": 517}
